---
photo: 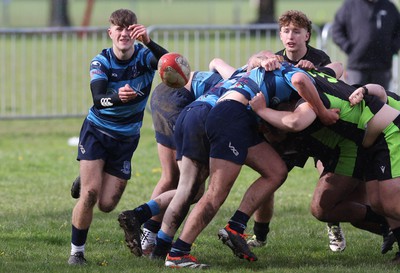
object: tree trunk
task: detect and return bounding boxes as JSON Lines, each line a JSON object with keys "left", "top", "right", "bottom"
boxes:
{"left": 81, "top": 0, "right": 95, "bottom": 27}
{"left": 49, "top": 0, "right": 71, "bottom": 27}
{"left": 255, "top": 0, "right": 275, "bottom": 23}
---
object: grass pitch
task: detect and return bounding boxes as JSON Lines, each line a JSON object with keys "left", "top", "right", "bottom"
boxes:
{"left": 0, "top": 115, "right": 399, "bottom": 273}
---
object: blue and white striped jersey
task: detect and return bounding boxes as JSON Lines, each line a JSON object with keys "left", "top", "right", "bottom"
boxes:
{"left": 87, "top": 43, "right": 156, "bottom": 137}
{"left": 228, "top": 62, "right": 314, "bottom": 108}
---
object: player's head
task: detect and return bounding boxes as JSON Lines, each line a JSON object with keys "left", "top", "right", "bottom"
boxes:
{"left": 109, "top": 9, "right": 137, "bottom": 28}
{"left": 278, "top": 10, "right": 312, "bottom": 44}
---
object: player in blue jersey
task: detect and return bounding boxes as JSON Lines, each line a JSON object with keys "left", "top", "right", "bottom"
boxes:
{"left": 117, "top": 58, "right": 233, "bottom": 258}
{"left": 67, "top": 9, "right": 168, "bottom": 265}
{"left": 136, "top": 82, "right": 194, "bottom": 256}
{"left": 163, "top": 57, "right": 340, "bottom": 268}
{"left": 145, "top": 61, "right": 246, "bottom": 261}
{"left": 132, "top": 68, "right": 225, "bottom": 256}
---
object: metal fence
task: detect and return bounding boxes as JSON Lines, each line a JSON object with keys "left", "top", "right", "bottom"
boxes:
{"left": 0, "top": 23, "right": 396, "bottom": 119}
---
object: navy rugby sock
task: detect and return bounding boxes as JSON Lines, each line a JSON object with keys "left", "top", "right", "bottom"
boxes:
{"left": 71, "top": 225, "right": 89, "bottom": 246}
{"left": 143, "top": 219, "right": 161, "bottom": 233}
{"left": 133, "top": 200, "right": 160, "bottom": 224}
{"left": 169, "top": 238, "right": 192, "bottom": 257}
{"left": 228, "top": 210, "right": 250, "bottom": 234}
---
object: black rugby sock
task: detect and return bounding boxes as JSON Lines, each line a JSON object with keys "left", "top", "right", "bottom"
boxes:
{"left": 253, "top": 221, "right": 270, "bottom": 242}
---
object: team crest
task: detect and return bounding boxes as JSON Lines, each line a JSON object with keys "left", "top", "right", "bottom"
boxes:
{"left": 90, "top": 60, "right": 101, "bottom": 69}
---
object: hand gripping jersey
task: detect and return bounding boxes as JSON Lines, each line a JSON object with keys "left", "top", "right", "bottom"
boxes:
{"left": 196, "top": 62, "right": 312, "bottom": 108}
{"left": 305, "top": 69, "right": 387, "bottom": 145}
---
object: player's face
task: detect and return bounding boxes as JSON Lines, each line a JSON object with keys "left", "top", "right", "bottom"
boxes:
{"left": 280, "top": 23, "right": 310, "bottom": 53}
{"left": 108, "top": 24, "right": 135, "bottom": 53}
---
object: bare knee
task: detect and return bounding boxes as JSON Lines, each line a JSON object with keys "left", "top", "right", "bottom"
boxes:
{"left": 98, "top": 192, "right": 123, "bottom": 213}
{"left": 277, "top": 168, "right": 288, "bottom": 185}
{"left": 82, "top": 189, "right": 98, "bottom": 209}
{"left": 203, "top": 191, "right": 227, "bottom": 214}
{"left": 98, "top": 202, "right": 116, "bottom": 213}
{"left": 270, "top": 165, "right": 288, "bottom": 187}
{"left": 310, "top": 203, "right": 328, "bottom": 221}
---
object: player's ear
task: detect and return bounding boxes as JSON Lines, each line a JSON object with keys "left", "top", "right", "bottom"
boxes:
{"left": 305, "top": 31, "right": 310, "bottom": 42}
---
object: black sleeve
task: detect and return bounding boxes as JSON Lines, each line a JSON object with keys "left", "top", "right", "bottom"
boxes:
{"left": 91, "top": 80, "right": 123, "bottom": 109}
{"left": 317, "top": 67, "right": 335, "bottom": 77}
{"left": 146, "top": 39, "right": 169, "bottom": 69}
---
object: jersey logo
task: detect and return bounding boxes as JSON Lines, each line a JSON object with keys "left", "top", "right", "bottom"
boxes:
{"left": 100, "top": 98, "right": 113, "bottom": 107}
{"left": 307, "top": 70, "right": 338, "bottom": 83}
{"left": 376, "top": 10, "right": 387, "bottom": 29}
{"left": 131, "top": 65, "right": 139, "bottom": 78}
{"left": 91, "top": 60, "right": 101, "bottom": 68}
{"left": 132, "top": 82, "right": 144, "bottom": 96}
{"left": 271, "top": 96, "right": 281, "bottom": 107}
{"left": 229, "top": 142, "right": 239, "bottom": 156}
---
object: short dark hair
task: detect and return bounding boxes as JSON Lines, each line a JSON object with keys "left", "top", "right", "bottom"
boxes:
{"left": 278, "top": 10, "right": 312, "bottom": 43}
{"left": 109, "top": 9, "right": 137, "bottom": 27}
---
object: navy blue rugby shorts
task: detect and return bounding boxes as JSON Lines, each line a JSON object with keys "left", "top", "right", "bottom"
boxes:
{"left": 77, "top": 118, "right": 139, "bottom": 180}
{"left": 174, "top": 101, "right": 212, "bottom": 164}
{"left": 205, "top": 100, "right": 263, "bottom": 165}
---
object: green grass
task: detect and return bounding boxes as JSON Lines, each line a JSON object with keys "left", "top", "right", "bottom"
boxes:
{"left": 0, "top": 115, "right": 399, "bottom": 273}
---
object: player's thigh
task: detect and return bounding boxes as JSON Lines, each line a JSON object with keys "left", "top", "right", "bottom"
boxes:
{"left": 312, "top": 172, "right": 359, "bottom": 207}
{"left": 365, "top": 180, "right": 384, "bottom": 213}
{"left": 207, "top": 157, "right": 241, "bottom": 201}
{"left": 157, "top": 143, "right": 179, "bottom": 179}
{"left": 379, "top": 178, "right": 400, "bottom": 217}
{"left": 98, "top": 172, "right": 127, "bottom": 210}
{"left": 245, "top": 141, "right": 287, "bottom": 180}
{"left": 79, "top": 159, "right": 104, "bottom": 195}
{"left": 344, "top": 180, "right": 367, "bottom": 204}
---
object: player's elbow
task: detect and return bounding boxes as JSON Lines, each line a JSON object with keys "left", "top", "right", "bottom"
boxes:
{"left": 291, "top": 73, "right": 309, "bottom": 89}
{"left": 209, "top": 58, "right": 224, "bottom": 72}
{"left": 283, "top": 116, "right": 305, "bottom": 132}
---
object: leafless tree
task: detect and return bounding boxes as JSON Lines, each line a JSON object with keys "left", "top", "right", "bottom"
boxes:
{"left": 255, "top": 0, "right": 275, "bottom": 23}
{"left": 49, "top": 0, "right": 71, "bottom": 27}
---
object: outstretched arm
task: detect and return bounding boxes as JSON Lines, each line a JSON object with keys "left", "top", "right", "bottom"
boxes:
{"left": 209, "top": 58, "right": 236, "bottom": 80}
{"left": 250, "top": 92, "right": 316, "bottom": 132}
{"left": 291, "top": 72, "right": 340, "bottom": 125}
{"left": 324, "top": 62, "right": 344, "bottom": 79}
